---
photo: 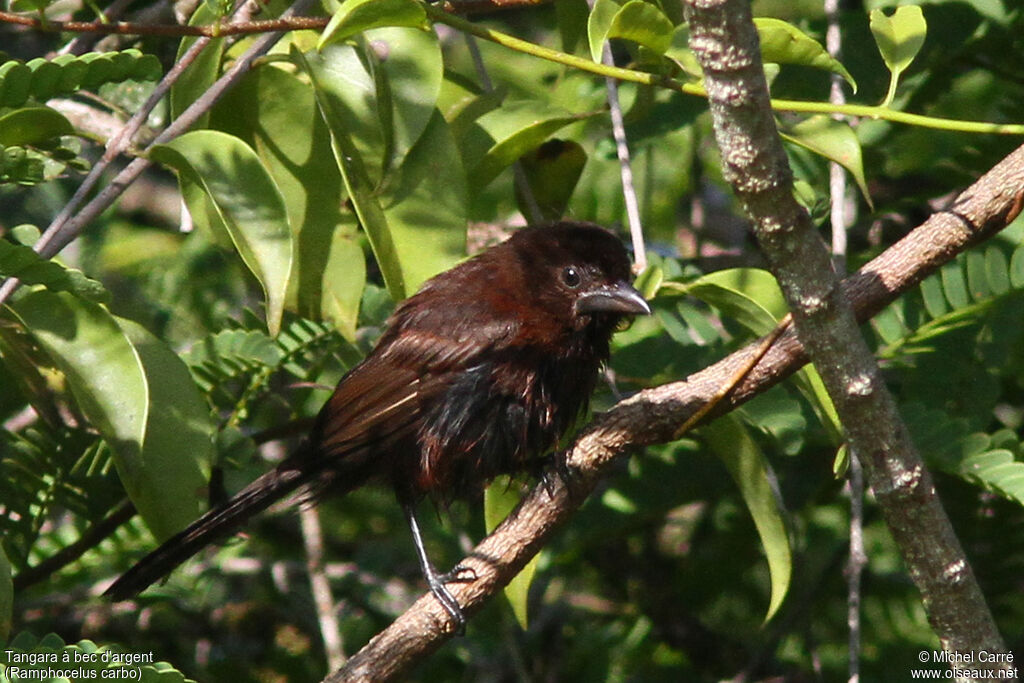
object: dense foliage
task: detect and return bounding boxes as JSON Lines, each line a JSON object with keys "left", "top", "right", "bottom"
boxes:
{"left": 1, "top": 0, "right": 1022, "bottom": 680}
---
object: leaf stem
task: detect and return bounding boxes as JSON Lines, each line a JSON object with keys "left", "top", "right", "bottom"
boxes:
{"left": 425, "top": 4, "right": 1024, "bottom": 136}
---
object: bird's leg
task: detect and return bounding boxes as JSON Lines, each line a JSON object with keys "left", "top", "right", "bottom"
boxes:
{"left": 402, "top": 502, "right": 467, "bottom": 634}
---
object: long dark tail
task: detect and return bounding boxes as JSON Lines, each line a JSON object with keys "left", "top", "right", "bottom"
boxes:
{"left": 104, "top": 465, "right": 309, "bottom": 600}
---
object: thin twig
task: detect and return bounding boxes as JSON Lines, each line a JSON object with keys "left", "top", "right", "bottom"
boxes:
{"left": 301, "top": 505, "right": 346, "bottom": 669}
{"left": 0, "top": 0, "right": 319, "bottom": 306}
{"left": 593, "top": 35, "right": 646, "bottom": 271}
{"left": 822, "top": 1, "right": 865, "bottom": 680}
{"left": 13, "top": 499, "right": 136, "bottom": 591}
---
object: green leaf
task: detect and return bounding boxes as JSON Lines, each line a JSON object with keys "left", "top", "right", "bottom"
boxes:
{"left": 984, "top": 245, "right": 1010, "bottom": 296}
{"left": 382, "top": 109, "right": 467, "bottom": 291}
{"left": 116, "top": 318, "right": 213, "bottom": 537}
{"left": 369, "top": 26, "right": 444, "bottom": 169}
{"left": 0, "top": 238, "right": 108, "bottom": 302}
{"left": 484, "top": 476, "right": 540, "bottom": 629}
{"left": 780, "top": 115, "right": 872, "bottom": 208}
{"left": 699, "top": 414, "right": 791, "bottom": 622}
{"left": 297, "top": 45, "right": 408, "bottom": 300}
{"left": 687, "top": 267, "right": 787, "bottom": 335}
{"left": 965, "top": 250, "right": 989, "bottom": 301}
{"left": 9, "top": 291, "right": 204, "bottom": 540}
{"left": 515, "top": 139, "right": 587, "bottom": 221}
{"left": 869, "top": 6, "right": 927, "bottom": 107}
{"left": 633, "top": 262, "right": 663, "bottom": 301}
{"left": 1010, "top": 245, "right": 1024, "bottom": 290}
{"left": 685, "top": 267, "right": 840, "bottom": 441}
{"left": 150, "top": 130, "right": 293, "bottom": 335}
{"left": 919, "top": 274, "right": 948, "bottom": 319}
{"left": 754, "top": 18, "right": 856, "bottom": 92}
{"left": 318, "top": 0, "right": 429, "bottom": 49}
{"left": 469, "top": 101, "right": 595, "bottom": 195}
{"left": 0, "top": 107, "right": 73, "bottom": 146}
{"left": 605, "top": 1, "right": 675, "bottom": 56}
{"left": 664, "top": 25, "right": 703, "bottom": 79}
{"left": 587, "top": 0, "right": 620, "bottom": 63}
{"left": 210, "top": 65, "right": 363, "bottom": 338}
{"left": 940, "top": 261, "right": 970, "bottom": 310}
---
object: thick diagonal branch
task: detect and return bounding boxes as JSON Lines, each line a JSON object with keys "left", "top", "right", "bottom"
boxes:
{"left": 325, "top": 138, "right": 1024, "bottom": 681}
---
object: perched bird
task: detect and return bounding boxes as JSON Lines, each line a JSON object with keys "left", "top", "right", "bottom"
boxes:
{"left": 104, "top": 221, "right": 650, "bottom": 628}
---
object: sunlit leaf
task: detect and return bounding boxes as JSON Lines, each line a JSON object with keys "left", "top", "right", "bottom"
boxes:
{"left": 151, "top": 130, "right": 294, "bottom": 335}
{"left": 870, "top": 6, "right": 927, "bottom": 107}
{"left": 383, "top": 110, "right": 466, "bottom": 290}
{"left": 296, "top": 46, "right": 407, "bottom": 300}
{"left": 170, "top": 3, "right": 225, "bottom": 127}
{"left": 469, "top": 102, "right": 596, "bottom": 195}
{"left": 319, "top": 0, "right": 428, "bottom": 49}
{"left": 606, "top": 1, "right": 675, "bottom": 56}
{"left": 9, "top": 291, "right": 205, "bottom": 540}
{"left": 754, "top": 18, "right": 856, "bottom": 92}
{"left": 780, "top": 115, "right": 872, "bottom": 208}
{"left": 210, "top": 65, "right": 363, "bottom": 339}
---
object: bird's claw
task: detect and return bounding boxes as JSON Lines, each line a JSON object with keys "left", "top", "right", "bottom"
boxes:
{"left": 440, "top": 563, "right": 477, "bottom": 584}
{"left": 425, "top": 570, "right": 467, "bottom": 635}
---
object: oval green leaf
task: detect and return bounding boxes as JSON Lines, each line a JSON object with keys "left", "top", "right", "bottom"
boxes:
{"left": 869, "top": 6, "right": 927, "bottom": 75}
{"left": 754, "top": 18, "right": 856, "bottom": 92}
{"left": 469, "top": 102, "right": 596, "bottom": 195}
{"left": 117, "top": 317, "right": 212, "bottom": 538}
{"left": 606, "top": 0, "right": 675, "bottom": 56}
{"left": 587, "top": 0, "right": 620, "bottom": 63}
{"left": 209, "top": 65, "right": 362, "bottom": 338}
{"left": 150, "top": 130, "right": 293, "bottom": 335}
{"left": 687, "top": 267, "right": 787, "bottom": 335}
{"left": 318, "top": 0, "right": 429, "bottom": 49}
{"left": 383, "top": 109, "right": 467, "bottom": 291}
{"left": 369, "top": 26, "right": 444, "bottom": 166}
{"left": 9, "top": 291, "right": 201, "bottom": 539}
{"left": 170, "top": 3, "right": 226, "bottom": 126}
{"left": 780, "top": 115, "right": 872, "bottom": 208}
{"left": 0, "top": 107, "right": 73, "bottom": 146}
{"left": 296, "top": 45, "right": 408, "bottom": 300}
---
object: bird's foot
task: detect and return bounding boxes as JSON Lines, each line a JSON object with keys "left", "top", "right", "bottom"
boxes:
{"left": 424, "top": 566, "right": 468, "bottom": 635}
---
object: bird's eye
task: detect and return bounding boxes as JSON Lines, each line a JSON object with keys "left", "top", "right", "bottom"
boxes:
{"left": 562, "top": 266, "right": 581, "bottom": 288}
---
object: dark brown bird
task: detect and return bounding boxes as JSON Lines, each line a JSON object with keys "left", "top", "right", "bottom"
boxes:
{"left": 104, "top": 221, "right": 649, "bottom": 627}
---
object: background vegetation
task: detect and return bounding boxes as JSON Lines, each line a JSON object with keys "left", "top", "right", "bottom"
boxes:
{"left": 1, "top": 0, "right": 1022, "bottom": 680}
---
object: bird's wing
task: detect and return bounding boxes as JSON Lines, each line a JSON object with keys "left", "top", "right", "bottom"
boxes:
{"left": 309, "top": 324, "right": 512, "bottom": 462}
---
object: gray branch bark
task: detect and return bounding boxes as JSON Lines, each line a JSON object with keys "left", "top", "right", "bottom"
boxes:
{"left": 681, "top": 1, "right": 1013, "bottom": 681}
{"left": 324, "top": 135, "right": 1024, "bottom": 680}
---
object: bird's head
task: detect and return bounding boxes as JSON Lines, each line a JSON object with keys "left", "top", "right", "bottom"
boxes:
{"left": 508, "top": 222, "right": 650, "bottom": 334}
